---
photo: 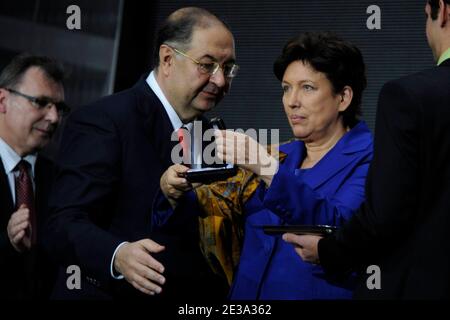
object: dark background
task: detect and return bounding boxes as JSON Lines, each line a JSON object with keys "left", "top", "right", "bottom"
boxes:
{"left": 0, "top": 0, "right": 434, "bottom": 144}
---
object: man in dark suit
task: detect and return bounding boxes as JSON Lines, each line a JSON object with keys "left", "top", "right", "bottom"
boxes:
{"left": 283, "top": 0, "right": 450, "bottom": 299}
{"left": 0, "top": 54, "right": 67, "bottom": 299}
{"left": 45, "top": 7, "right": 238, "bottom": 299}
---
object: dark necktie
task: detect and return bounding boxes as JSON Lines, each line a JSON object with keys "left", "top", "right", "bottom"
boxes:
{"left": 177, "top": 126, "right": 191, "bottom": 167}
{"left": 14, "top": 160, "right": 36, "bottom": 246}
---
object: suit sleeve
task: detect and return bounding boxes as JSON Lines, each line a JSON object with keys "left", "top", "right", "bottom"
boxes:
{"left": 319, "top": 81, "right": 421, "bottom": 275}
{"left": 263, "top": 155, "right": 371, "bottom": 226}
{"left": 44, "top": 107, "right": 126, "bottom": 289}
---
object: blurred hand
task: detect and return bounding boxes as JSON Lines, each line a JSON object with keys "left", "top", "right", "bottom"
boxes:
{"left": 7, "top": 204, "right": 31, "bottom": 252}
{"left": 114, "top": 239, "right": 166, "bottom": 295}
{"left": 160, "top": 164, "right": 201, "bottom": 208}
{"left": 282, "top": 233, "right": 322, "bottom": 264}
{"left": 214, "top": 130, "right": 278, "bottom": 186}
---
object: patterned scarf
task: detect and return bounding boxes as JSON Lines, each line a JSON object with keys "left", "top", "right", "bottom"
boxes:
{"left": 195, "top": 149, "right": 288, "bottom": 285}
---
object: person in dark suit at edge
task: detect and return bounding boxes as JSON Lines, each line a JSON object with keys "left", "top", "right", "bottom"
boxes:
{"left": 283, "top": 0, "right": 450, "bottom": 299}
{"left": 45, "top": 7, "right": 238, "bottom": 299}
{"left": 0, "top": 54, "right": 67, "bottom": 299}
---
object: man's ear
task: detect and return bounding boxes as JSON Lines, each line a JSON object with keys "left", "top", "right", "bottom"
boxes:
{"left": 159, "top": 44, "right": 175, "bottom": 77}
{"left": 439, "top": 0, "right": 449, "bottom": 27}
{"left": 0, "top": 89, "right": 8, "bottom": 113}
{"left": 337, "top": 86, "right": 353, "bottom": 112}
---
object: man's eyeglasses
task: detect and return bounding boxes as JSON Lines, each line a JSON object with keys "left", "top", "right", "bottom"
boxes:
{"left": 4, "top": 88, "right": 70, "bottom": 117}
{"left": 168, "top": 45, "right": 239, "bottom": 79}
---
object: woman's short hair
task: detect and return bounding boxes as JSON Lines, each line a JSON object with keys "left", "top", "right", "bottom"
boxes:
{"left": 273, "top": 32, "right": 366, "bottom": 128}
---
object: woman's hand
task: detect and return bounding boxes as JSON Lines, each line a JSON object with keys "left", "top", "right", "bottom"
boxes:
{"left": 214, "top": 130, "right": 278, "bottom": 186}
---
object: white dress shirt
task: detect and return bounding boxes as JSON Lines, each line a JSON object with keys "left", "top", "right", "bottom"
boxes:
{"left": 146, "top": 71, "right": 202, "bottom": 167}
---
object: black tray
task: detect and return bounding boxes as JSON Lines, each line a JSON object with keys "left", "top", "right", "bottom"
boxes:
{"left": 261, "top": 225, "right": 337, "bottom": 236}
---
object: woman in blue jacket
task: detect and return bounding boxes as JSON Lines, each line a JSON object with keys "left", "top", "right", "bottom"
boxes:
{"left": 156, "top": 32, "right": 373, "bottom": 299}
{"left": 212, "top": 32, "right": 373, "bottom": 299}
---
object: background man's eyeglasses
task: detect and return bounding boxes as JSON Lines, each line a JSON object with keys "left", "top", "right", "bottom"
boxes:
{"left": 167, "top": 45, "right": 239, "bottom": 78}
{"left": 4, "top": 88, "right": 70, "bottom": 116}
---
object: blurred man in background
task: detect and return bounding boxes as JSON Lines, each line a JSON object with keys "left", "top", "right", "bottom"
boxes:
{"left": 0, "top": 54, "right": 66, "bottom": 299}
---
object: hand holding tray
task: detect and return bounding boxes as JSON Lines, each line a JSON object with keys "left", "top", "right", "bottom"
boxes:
{"left": 185, "top": 164, "right": 237, "bottom": 184}
{"left": 261, "top": 225, "right": 337, "bottom": 236}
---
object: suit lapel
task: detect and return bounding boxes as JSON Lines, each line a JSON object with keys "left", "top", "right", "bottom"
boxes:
{"left": 134, "top": 75, "right": 229, "bottom": 170}
{"left": 0, "top": 155, "right": 54, "bottom": 229}
{"left": 133, "top": 77, "right": 177, "bottom": 169}
{"left": 0, "top": 158, "right": 14, "bottom": 225}
{"left": 34, "top": 155, "right": 55, "bottom": 226}
{"left": 302, "top": 147, "right": 360, "bottom": 190}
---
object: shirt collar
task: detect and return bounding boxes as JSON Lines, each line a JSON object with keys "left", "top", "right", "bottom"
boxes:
{"left": 0, "top": 137, "right": 37, "bottom": 177}
{"left": 437, "top": 47, "right": 450, "bottom": 66}
{"left": 146, "top": 70, "right": 193, "bottom": 132}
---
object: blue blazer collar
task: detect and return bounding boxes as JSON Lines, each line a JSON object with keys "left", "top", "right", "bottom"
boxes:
{"left": 278, "top": 121, "right": 372, "bottom": 189}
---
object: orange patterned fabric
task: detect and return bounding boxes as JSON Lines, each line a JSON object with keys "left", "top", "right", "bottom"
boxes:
{"left": 195, "top": 149, "right": 288, "bottom": 285}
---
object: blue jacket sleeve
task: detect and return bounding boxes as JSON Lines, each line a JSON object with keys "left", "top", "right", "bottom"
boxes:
{"left": 152, "top": 189, "right": 200, "bottom": 230}
{"left": 263, "top": 157, "right": 371, "bottom": 226}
